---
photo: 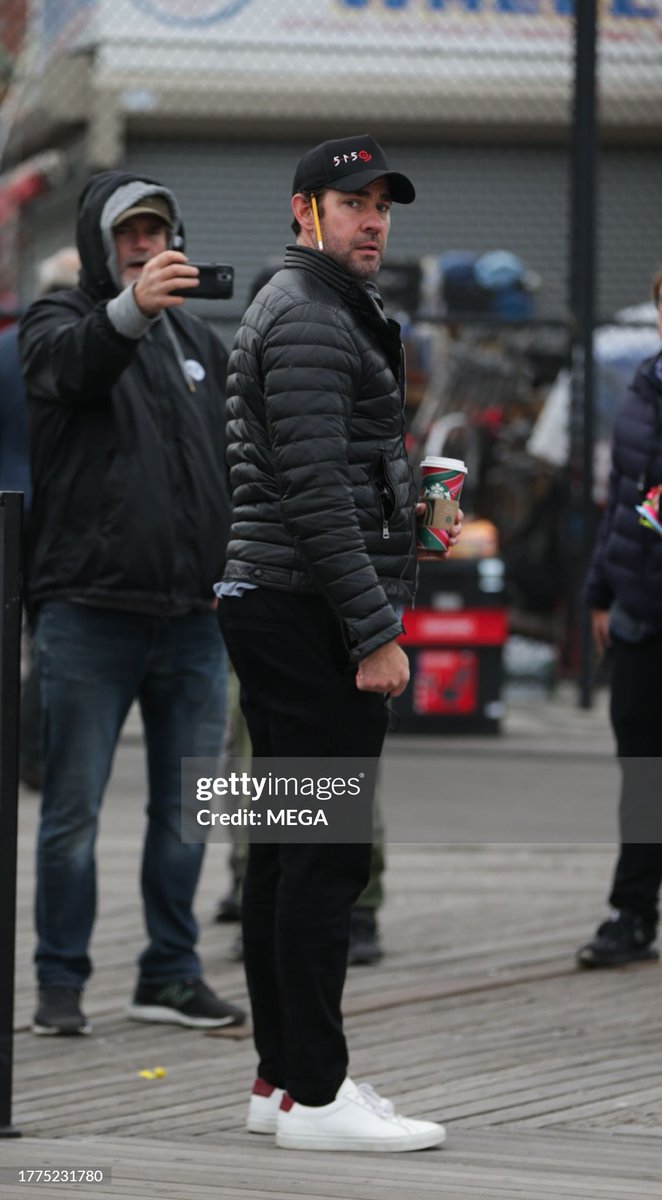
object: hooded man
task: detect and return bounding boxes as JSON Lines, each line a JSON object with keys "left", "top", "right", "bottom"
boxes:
{"left": 20, "top": 170, "right": 245, "bottom": 1036}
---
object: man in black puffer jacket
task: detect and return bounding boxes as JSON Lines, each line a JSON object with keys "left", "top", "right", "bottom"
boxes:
{"left": 218, "top": 136, "right": 453, "bottom": 1153}
{"left": 20, "top": 171, "right": 244, "bottom": 1036}
{"left": 579, "top": 270, "right": 662, "bottom": 969}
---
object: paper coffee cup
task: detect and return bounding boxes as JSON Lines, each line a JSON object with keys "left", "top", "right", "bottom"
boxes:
{"left": 416, "top": 456, "right": 467, "bottom": 555}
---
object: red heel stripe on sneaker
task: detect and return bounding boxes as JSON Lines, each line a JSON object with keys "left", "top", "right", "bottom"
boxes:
{"left": 280, "top": 1094, "right": 294, "bottom": 1112}
{"left": 253, "top": 1078, "right": 278, "bottom": 1097}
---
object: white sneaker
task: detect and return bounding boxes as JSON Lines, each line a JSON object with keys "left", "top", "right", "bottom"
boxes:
{"left": 246, "top": 1078, "right": 285, "bottom": 1134}
{"left": 275, "top": 1077, "right": 446, "bottom": 1152}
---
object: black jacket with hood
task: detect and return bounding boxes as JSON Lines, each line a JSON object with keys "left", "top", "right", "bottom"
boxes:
{"left": 223, "top": 245, "right": 418, "bottom": 663}
{"left": 19, "top": 170, "right": 229, "bottom": 614}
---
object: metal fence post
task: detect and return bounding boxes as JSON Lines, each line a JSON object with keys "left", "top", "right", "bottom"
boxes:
{"left": 0, "top": 491, "right": 24, "bottom": 1138}
{"left": 569, "top": 0, "right": 598, "bottom": 709}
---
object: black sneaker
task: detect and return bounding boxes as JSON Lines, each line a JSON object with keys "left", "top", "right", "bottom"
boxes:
{"left": 348, "top": 910, "right": 383, "bottom": 966}
{"left": 577, "top": 910, "right": 659, "bottom": 968}
{"left": 214, "top": 882, "right": 242, "bottom": 923}
{"left": 126, "top": 978, "right": 245, "bottom": 1028}
{"left": 32, "top": 986, "right": 91, "bottom": 1036}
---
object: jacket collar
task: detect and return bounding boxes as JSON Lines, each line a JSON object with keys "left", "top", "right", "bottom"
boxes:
{"left": 283, "top": 244, "right": 400, "bottom": 344}
{"left": 283, "top": 244, "right": 364, "bottom": 298}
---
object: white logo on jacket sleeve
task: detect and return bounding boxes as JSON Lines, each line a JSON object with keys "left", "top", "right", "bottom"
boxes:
{"left": 184, "top": 359, "right": 206, "bottom": 382}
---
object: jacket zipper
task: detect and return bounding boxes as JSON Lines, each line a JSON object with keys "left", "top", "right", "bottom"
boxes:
{"left": 377, "top": 449, "right": 398, "bottom": 540}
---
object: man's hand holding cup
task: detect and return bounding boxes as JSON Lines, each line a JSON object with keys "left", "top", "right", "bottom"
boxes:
{"left": 416, "top": 456, "right": 467, "bottom": 560}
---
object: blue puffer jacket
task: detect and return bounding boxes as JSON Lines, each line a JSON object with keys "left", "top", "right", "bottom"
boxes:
{"left": 586, "top": 351, "right": 662, "bottom": 621}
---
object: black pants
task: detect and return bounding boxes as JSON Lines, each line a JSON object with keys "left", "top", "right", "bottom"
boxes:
{"left": 608, "top": 632, "right": 662, "bottom": 929}
{"left": 217, "top": 589, "right": 387, "bottom": 1105}
{"left": 20, "top": 611, "right": 43, "bottom": 779}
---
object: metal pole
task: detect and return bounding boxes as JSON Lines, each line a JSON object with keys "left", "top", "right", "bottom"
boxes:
{"left": 569, "top": 0, "right": 598, "bottom": 709}
{"left": 0, "top": 491, "right": 24, "bottom": 1138}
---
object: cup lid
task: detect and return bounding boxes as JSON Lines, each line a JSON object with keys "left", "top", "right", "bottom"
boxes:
{"left": 421, "top": 456, "right": 467, "bottom": 472}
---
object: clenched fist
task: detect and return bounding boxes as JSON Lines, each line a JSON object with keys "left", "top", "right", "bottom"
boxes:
{"left": 356, "top": 639, "right": 410, "bottom": 697}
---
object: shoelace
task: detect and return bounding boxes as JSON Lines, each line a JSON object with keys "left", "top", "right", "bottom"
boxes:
{"left": 357, "top": 1082, "right": 396, "bottom": 1119}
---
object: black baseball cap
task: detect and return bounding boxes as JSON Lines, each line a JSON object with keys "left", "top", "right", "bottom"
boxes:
{"left": 292, "top": 135, "right": 415, "bottom": 205}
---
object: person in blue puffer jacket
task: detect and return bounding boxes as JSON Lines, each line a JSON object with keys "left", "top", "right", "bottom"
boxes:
{"left": 579, "top": 268, "right": 662, "bottom": 968}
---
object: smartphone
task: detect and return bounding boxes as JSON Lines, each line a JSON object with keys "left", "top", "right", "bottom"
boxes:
{"left": 173, "top": 263, "right": 234, "bottom": 300}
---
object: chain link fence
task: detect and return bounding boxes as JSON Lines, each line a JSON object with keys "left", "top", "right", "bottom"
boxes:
{"left": 1, "top": 0, "right": 661, "bottom": 676}
{"left": 0, "top": 2, "right": 660, "bottom": 314}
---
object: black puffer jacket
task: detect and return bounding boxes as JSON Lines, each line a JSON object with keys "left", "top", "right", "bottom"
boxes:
{"left": 586, "top": 352, "right": 662, "bottom": 622}
{"left": 223, "top": 246, "right": 417, "bottom": 661}
{"left": 19, "top": 170, "right": 229, "bottom": 613}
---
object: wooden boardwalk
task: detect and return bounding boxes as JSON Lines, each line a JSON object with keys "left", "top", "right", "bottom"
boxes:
{"left": 5, "top": 694, "right": 662, "bottom": 1199}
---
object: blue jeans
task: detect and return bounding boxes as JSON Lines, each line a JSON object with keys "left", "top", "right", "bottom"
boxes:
{"left": 34, "top": 601, "right": 227, "bottom": 988}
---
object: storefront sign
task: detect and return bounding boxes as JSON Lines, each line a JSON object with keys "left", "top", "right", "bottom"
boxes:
{"left": 36, "top": 0, "right": 660, "bottom": 61}
{"left": 130, "top": 0, "right": 252, "bottom": 24}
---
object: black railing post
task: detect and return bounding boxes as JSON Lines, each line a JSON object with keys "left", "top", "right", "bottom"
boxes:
{"left": 569, "top": 0, "right": 598, "bottom": 709}
{"left": 0, "top": 491, "right": 24, "bottom": 1138}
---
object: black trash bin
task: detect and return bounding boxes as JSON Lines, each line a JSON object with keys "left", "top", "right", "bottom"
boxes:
{"left": 393, "top": 557, "right": 507, "bottom": 735}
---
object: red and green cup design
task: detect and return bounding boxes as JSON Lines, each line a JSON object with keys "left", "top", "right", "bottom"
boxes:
{"left": 416, "top": 456, "right": 467, "bottom": 555}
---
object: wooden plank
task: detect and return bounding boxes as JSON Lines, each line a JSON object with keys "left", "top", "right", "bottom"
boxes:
{"left": 10, "top": 710, "right": 662, "bottom": 1195}
{"left": 3, "top": 1132, "right": 662, "bottom": 1200}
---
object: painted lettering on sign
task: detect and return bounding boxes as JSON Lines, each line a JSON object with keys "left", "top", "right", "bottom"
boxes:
{"left": 337, "top": 0, "right": 657, "bottom": 16}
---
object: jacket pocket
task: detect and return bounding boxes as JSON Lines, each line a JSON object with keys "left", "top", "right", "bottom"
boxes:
{"left": 373, "top": 450, "right": 397, "bottom": 539}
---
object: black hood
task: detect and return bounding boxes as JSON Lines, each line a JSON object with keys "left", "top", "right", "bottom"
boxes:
{"left": 76, "top": 170, "right": 184, "bottom": 300}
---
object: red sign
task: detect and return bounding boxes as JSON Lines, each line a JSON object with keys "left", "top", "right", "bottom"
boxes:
{"left": 399, "top": 607, "right": 508, "bottom": 647}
